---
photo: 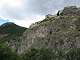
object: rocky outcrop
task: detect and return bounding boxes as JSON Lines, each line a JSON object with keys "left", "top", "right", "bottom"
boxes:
{"left": 60, "top": 6, "right": 80, "bottom": 16}
{"left": 1, "top": 6, "right": 80, "bottom": 55}
{"left": 18, "top": 6, "right": 80, "bottom": 54}
{"left": 19, "top": 16, "right": 80, "bottom": 53}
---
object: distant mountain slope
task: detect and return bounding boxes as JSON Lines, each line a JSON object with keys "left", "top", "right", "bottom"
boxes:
{"left": 0, "top": 22, "right": 27, "bottom": 53}
{"left": 0, "top": 22, "right": 26, "bottom": 35}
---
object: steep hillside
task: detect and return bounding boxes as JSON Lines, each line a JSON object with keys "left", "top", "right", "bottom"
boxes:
{"left": 0, "top": 22, "right": 27, "bottom": 53}
{"left": 19, "top": 6, "right": 80, "bottom": 54}
{"left": 21, "top": 16, "right": 80, "bottom": 51}
{"left": 1, "top": 6, "right": 80, "bottom": 56}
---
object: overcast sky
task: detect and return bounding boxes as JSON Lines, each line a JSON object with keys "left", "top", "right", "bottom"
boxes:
{"left": 0, "top": 0, "right": 80, "bottom": 27}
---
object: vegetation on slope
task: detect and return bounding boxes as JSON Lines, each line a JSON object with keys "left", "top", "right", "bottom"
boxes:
{"left": 1, "top": 6, "right": 80, "bottom": 60}
{"left": 0, "top": 22, "right": 27, "bottom": 54}
{"left": 22, "top": 48, "right": 80, "bottom": 60}
{"left": 0, "top": 43, "right": 22, "bottom": 60}
{"left": 0, "top": 22, "right": 26, "bottom": 35}
{"left": 0, "top": 45, "right": 80, "bottom": 60}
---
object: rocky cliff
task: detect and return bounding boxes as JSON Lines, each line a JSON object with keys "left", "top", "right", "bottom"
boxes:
{"left": 1, "top": 6, "right": 80, "bottom": 55}
{"left": 19, "top": 6, "right": 80, "bottom": 54}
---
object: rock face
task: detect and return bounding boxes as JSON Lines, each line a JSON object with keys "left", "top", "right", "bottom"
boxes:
{"left": 60, "top": 6, "right": 80, "bottom": 16}
{"left": 19, "top": 6, "right": 80, "bottom": 54}
{"left": 20, "top": 16, "right": 80, "bottom": 53}
{"left": 1, "top": 6, "right": 80, "bottom": 54}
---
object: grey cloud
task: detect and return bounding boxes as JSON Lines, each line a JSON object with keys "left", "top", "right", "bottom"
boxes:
{"left": 1, "top": 5, "right": 26, "bottom": 19}
{"left": 25, "top": 0, "right": 64, "bottom": 15}
{"left": 64, "top": 0, "right": 80, "bottom": 6}
{"left": 1, "top": 0, "right": 80, "bottom": 20}
{"left": 25, "top": 0, "right": 80, "bottom": 15}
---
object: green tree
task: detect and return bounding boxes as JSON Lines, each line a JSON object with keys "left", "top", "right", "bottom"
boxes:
{"left": 0, "top": 43, "right": 22, "bottom": 60}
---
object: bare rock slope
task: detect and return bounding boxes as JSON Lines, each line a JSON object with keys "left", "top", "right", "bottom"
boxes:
{"left": 1, "top": 6, "right": 80, "bottom": 54}
{"left": 20, "top": 6, "right": 80, "bottom": 53}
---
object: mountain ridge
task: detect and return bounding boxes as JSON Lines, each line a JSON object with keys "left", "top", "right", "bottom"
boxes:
{"left": 19, "top": 6, "right": 80, "bottom": 54}
{"left": 1, "top": 6, "right": 80, "bottom": 55}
